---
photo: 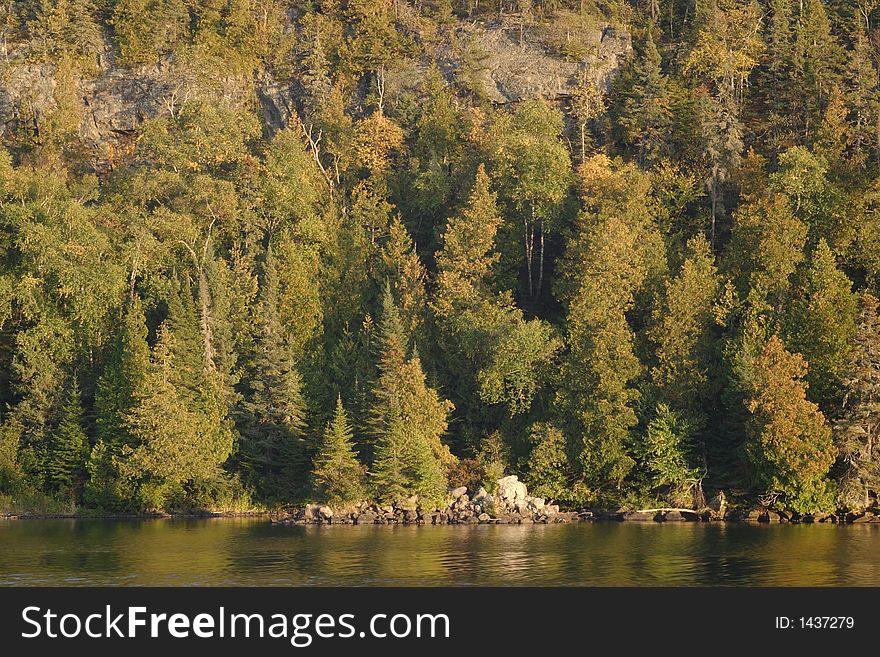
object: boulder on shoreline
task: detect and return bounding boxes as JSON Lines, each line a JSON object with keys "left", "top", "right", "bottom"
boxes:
{"left": 273, "top": 475, "right": 585, "bottom": 526}
{"left": 269, "top": 477, "right": 880, "bottom": 527}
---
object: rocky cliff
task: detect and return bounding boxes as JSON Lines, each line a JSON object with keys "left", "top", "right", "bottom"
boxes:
{"left": 0, "top": 18, "right": 631, "bottom": 171}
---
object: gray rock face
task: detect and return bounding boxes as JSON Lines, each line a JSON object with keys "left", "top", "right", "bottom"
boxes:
{"left": 256, "top": 80, "right": 296, "bottom": 134}
{"left": 437, "top": 19, "right": 631, "bottom": 104}
{"left": 497, "top": 475, "right": 528, "bottom": 504}
{"left": 623, "top": 511, "right": 659, "bottom": 522}
{"left": 275, "top": 473, "right": 595, "bottom": 526}
{"left": 1, "top": 19, "right": 631, "bottom": 171}
{"left": 1, "top": 57, "right": 174, "bottom": 171}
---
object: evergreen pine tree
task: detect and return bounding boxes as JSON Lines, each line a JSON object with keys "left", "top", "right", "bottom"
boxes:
{"left": 312, "top": 397, "right": 366, "bottom": 504}
{"left": 784, "top": 239, "right": 857, "bottom": 411}
{"left": 121, "top": 322, "right": 224, "bottom": 510}
{"left": 370, "top": 285, "right": 453, "bottom": 504}
{"left": 846, "top": 22, "right": 880, "bottom": 167}
{"left": 649, "top": 233, "right": 720, "bottom": 431}
{"left": 834, "top": 294, "right": 880, "bottom": 509}
{"left": 615, "top": 28, "right": 671, "bottom": 167}
{"left": 638, "top": 403, "right": 702, "bottom": 507}
{"left": 793, "top": 0, "right": 846, "bottom": 136}
{"left": 235, "top": 248, "right": 308, "bottom": 500}
{"left": 523, "top": 422, "right": 572, "bottom": 502}
{"left": 87, "top": 297, "right": 151, "bottom": 508}
{"left": 555, "top": 214, "right": 647, "bottom": 495}
{"left": 370, "top": 408, "right": 409, "bottom": 503}
{"left": 433, "top": 164, "right": 502, "bottom": 322}
{"left": 165, "top": 279, "right": 235, "bottom": 484}
{"left": 46, "top": 376, "right": 89, "bottom": 499}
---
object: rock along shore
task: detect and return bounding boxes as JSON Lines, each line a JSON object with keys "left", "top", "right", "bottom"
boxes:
{"left": 271, "top": 476, "right": 880, "bottom": 526}
{"left": 274, "top": 476, "right": 586, "bottom": 526}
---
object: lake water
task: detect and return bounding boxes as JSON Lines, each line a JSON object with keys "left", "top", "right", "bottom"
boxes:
{"left": 1, "top": 518, "right": 879, "bottom": 586}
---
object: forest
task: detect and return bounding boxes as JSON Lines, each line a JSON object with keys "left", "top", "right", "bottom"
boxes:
{"left": 0, "top": 0, "right": 879, "bottom": 516}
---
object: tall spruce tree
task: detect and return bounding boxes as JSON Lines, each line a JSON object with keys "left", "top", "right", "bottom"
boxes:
{"left": 556, "top": 214, "right": 647, "bottom": 496}
{"left": 784, "top": 239, "right": 857, "bottom": 411}
{"left": 46, "top": 376, "right": 88, "bottom": 499}
{"left": 235, "top": 248, "right": 308, "bottom": 500}
{"left": 834, "top": 294, "right": 880, "bottom": 509}
{"left": 87, "top": 297, "right": 151, "bottom": 509}
{"left": 370, "top": 285, "right": 453, "bottom": 504}
{"left": 370, "top": 408, "right": 409, "bottom": 503}
{"left": 312, "top": 397, "right": 366, "bottom": 504}
{"left": 846, "top": 21, "right": 880, "bottom": 167}
{"left": 614, "top": 27, "right": 670, "bottom": 167}
{"left": 120, "top": 322, "right": 229, "bottom": 510}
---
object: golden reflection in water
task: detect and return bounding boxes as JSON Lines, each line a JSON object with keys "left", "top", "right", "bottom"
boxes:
{"left": 1, "top": 518, "right": 879, "bottom": 586}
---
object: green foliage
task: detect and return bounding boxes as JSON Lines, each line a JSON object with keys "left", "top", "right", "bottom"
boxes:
{"left": 475, "top": 431, "right": 509, "bottom": 493}
{"left": 650, "top": 233, "right": 720, "bottom": 423}
{"left": 745, "top": 335, "right": 836, "bottom": 514}
{"left": 489, "top": 100, "right": 572, "bottom": 301}
{"left": 369, "top": 286, "right": 453, "bottom": 505}
{"left": 339, "top": 0, "right": 404, "bottom": 75}
{"left": 2, "top": 1, "right": 880, "bottom": 517}
{"left": 612, "top": 28, "right": 670, "bottom": 167}
{"left": 477, "top": 317, "right": 561, "bottom": 415}
{"left": 111, "top": 0, "right": 188, "bottom": 67}
{"left": 554, "top": 155, "right": 664, "bottom": 499}
{"left": 119, "top": 321, "right": 233, "bottom": 511}
{"left": 637, "top": 404, "right": 702, "bottom": 507}
{"left": 834, "top": 294, "right": 880, "bottom": 510}
{"left": 556, "top": 212, "right": 646, "bottom": 494}
{"left": 0, "top": 419, "right": 26, "bottom": 495}
{"left": 45, "top": 377, "right": 89, "bottom": 497}
{"left": 727, "top": 194, "right": 807, "bottom": 318}
{"left": 523, "top": 423, "right": 572, "bottom": 502}
{"left": 88, "top": 297, "right": 151, "bottom": 509}
{"left": 235, "top": 249, "right": 308, "bottom": 501}
{"left": 370, "top": 408, "right": 410, "bottom": 503}
{"left": 24, "top": 0, "right": 104, "bottom": 72}
{"left": 312, "top": 397, "right": 366, "bottom": 504}
{"left": 784, "top": 239, "right": 857, "bottom": 410}
{"left": 433, "top": 165, "right": 560, "bottom": 452}
{"left": 138, "top": 97, "right": 261, "bottom": 173}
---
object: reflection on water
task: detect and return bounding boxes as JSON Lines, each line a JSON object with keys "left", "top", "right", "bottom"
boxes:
{"left": 1, "top": 518, "right": 878, "bottom": 586}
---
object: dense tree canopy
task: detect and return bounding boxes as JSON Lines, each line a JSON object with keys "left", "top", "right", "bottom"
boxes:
{"left": 1, "top": 0, "right": 879, "bottom": 515}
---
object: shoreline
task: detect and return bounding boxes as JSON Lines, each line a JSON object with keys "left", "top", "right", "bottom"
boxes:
{"left": 3, "top": 477, "right": 877, "bottom": 524}
{"left": 269, "top": 507, "right": 880, "bottom": 526}
{"left": 2, "top": 509, "right": 879, "bottom": 524}
{"left": 0, "top": 511, "right": 270, "bottom": 521}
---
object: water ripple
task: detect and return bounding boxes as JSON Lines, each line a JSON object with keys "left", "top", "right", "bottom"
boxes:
{"left": 1, "top": 519, "right": 878, "bottom": 586}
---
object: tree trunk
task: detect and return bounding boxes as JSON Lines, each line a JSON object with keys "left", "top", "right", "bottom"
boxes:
{"left": 524, "top": 215, "right": 534, "bottom": 299}
{"left": 196, "top": 267, "right": 216, "bottom": 372}
{"left": 710, "top": 168, "right": 718, "bottom": 249}
{"left": 580, "top": 122, "right": 586, "bottom": 162}
{"left": 875, "top": 112, "right": 880, "bottom": 168}
{"left": 537, "top": 218, "right": 545, "bottom": 299}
